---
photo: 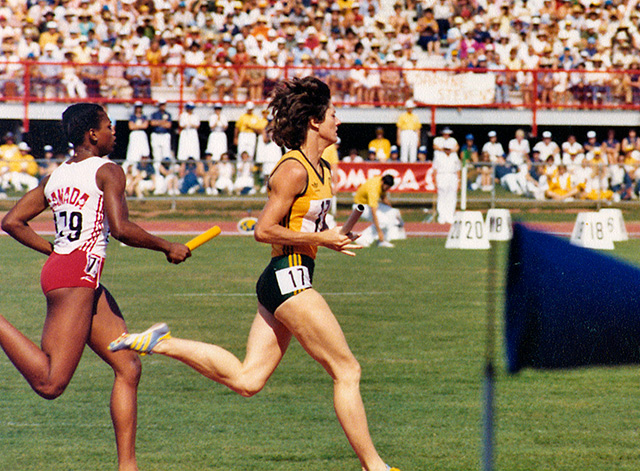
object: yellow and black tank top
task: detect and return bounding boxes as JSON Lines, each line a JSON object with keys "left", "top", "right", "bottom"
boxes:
{"left": 269, "top": 149, "right": 333, "bottom": 260}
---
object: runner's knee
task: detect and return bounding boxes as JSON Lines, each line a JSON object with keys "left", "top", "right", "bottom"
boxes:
{"left": 33, "top": 378, "right": 70, "bottom": 400}
{"left": 332, "top": 356, "right": 362, "bottom": 386}
{"left": 235, "top": 375, "right": 268, "bottom": 398}
{"left": 112, "top": 354, "right": 142, "bottom": 387}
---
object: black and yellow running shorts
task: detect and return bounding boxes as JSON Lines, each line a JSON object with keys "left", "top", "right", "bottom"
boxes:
{"left": 256, "top": 254, "right": 315, "bottom": 314}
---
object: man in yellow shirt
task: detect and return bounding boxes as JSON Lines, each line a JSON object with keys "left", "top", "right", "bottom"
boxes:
{"left": 368, "top": 126, "right": 391, "bottom": 162}
{"left": 396, "top": 99, "right": 421, "bottom": 163}
{"left": 6, "top": 142, "right": 39, "bottom": 191}
{"left": 234, "top": 101, "right": 261, "bottom": 159}
{"left": 354, "top": 174, "right": 405, "bottom": 248}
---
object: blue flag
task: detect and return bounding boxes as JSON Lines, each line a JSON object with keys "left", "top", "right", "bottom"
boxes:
{"left": 505, "top": 223, "right": 640, "bottom": 373}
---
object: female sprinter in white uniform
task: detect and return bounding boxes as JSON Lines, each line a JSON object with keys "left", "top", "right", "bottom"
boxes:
{"left": 110, "top": 78, "right": 401, "bottom": 471}
{"left": 0, "top": 103, "right": 190, "bottom": 471}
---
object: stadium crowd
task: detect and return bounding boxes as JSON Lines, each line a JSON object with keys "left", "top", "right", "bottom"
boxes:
{"left": 0, "top": 0, "right": 639, "bottom": 105}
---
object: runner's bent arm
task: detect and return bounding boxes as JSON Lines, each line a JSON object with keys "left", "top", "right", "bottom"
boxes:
{"left": 97, "top": 162, "right": 190, "bottom": 264}
{"left": 1, "top": 181, "right": 53, "bottom": 255}
{"left": 254, "top": 159, "right": 356, "bottom": 254}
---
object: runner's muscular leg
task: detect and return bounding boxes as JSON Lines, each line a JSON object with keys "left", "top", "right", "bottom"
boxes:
{"left": 0, "top": 287, "right": 95, "bottom": 399}
{"left": 274, "top": 289, "right": 387, "bottom": 471}
{"left": 153, "top": 303, "right": 292, "bottom": 397}
{"left": 88, "top": 286, "right": 141, "bottom": 471}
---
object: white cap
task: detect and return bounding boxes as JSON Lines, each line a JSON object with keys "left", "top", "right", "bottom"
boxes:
{"left": 405, "top": 99, "right": 415, "bottom": 108}
{"left": 488, "top": 130, "right": 497, "bottom": 137}
{"left": 246, "top": 101, "right": 254, "bottom": 110}
{"left": 542, "top": 131, "right": 552, "bottom": 138}
{"left": 587, "top": 130, "right": 596, "bottom": 138}
{"left": 18, "top": 142, "right": 30, "bottom": 151}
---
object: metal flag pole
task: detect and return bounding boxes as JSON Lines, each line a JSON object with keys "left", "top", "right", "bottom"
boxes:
{"left": 482, "top": 240, "right": 497, "bottom": 471}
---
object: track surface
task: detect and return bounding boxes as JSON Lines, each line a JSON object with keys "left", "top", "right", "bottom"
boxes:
{"left": 4, "top": 219, "right": 640, "bottom": 238}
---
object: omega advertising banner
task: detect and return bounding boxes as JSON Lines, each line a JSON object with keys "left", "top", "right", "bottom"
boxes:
{"left": 335, "top": 162, "right": 435, "bottom": 193}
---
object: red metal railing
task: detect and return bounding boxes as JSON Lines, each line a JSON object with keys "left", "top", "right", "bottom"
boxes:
{"left": 2, "top": 60, "right": 639, "bottom": 133}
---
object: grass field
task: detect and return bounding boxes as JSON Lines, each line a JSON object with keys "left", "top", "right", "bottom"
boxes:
{"left": 2, "top": 234, "right": 640, "bottom": 470}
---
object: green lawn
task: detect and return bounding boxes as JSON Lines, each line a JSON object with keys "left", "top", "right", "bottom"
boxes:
{"left": 1, "top": 235, "right": 640, "bottom": 470}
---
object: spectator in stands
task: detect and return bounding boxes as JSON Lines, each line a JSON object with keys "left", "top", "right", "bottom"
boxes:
{"left": 214, "top": 152, "right": 235, "bottom": 195}
{"left": 545, "top": 163, "right": 580, "bottom": 201}
{"left": 103, "top": 48, "right": 133, "bottom": 98}
{"left": 533, "top": 131, "right": 561, "bottom": 165}
{"left": 621, "top": 128, "right": 640, "bottom": 158}
{"left": 200, "top": 151, "right": 219, "bottom": 196}
{"left": 396, "top": 99, "right": 421, "bottom": 163}
{"left": 80, "top": 49, "right": 105, "bottom": 98}
{"left": 127, "top": 154, "right": 156, "bottom": 199}
{"left": 205, "top": 104, "right": 229, "bottom": 162}
{"left": 179, "top": 156, "right": 204, "bottom": 194}
{"left": 609, "top": 153, "right": 634, "bottom": 201}
{"left": 343, "top": 147, "right": 364, "bottom": 163}
{"left": 146, "top": 38, "right": 164, "bottom": 87}
{"left": 6, "top": 141, "right": 39, "bottom": 192}
{"left": 433, "top": 127, "right": 459, "bottom": 154}
{"left": 0, "top": 38, "right": 23, "bottom": 97}
{"left": 368, "top": 126, "right": 391, "bottom": 162}
{"left": 460, "top": 133, "right": 479, "bottom": 183}
{"left": 602, "top": 128, "right": 621, "bottom": 164}
{"left": 507, "top": 129, "right": 530, "bottom": 166}
{"left": 37, "top": 144, "right": 58, "bottom": 180}
{"left": 149, "top": 100, "right": 173, "bottom": 162}
{"left": 583, "top": 130, "right": 601, "bottom": 158}
{"left": 233, "top": 150, "right": 256, "bottom": 195}
{"left": 234, "top": 101, "right": 261, "bottom": 159}
{"left": 177, "top": 102, "right": 201, "bottom": 162}
{"left": 155, "top": 157, "right": 180, "bottom": 196}
{"left": 125, "top": 50, "right": 151, "bottom": 98}
{"left": 34, "top": 43, "right": 63, "bottom": 98}
{"left": 254, "top": 128, "right": 282, "bottom": 194}
{"left": 125, "top": 101, "right": 150, "bottom": 166}
{"left": 561, "top": 134, "right": 585, "bottom": 166}
{"left": 480, "top": 130, "right": 505, "bottom": 164}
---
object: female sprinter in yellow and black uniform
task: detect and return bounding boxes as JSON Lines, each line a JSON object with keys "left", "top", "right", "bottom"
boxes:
{"left": 109, "top": 77, "right": 401, "bottom": 471}
{"left": 255, "top": 148, "right": 333, "bottom": 313}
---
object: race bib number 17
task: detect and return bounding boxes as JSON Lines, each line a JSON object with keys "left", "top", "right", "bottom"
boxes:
{"left": 275, "top": 265, "right": 311, "bottom": 295}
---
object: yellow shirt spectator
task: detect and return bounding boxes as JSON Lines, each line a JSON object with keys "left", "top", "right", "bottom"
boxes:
{"left": 235, "top": 110, "right": 261, "bottom": 133}
{"left": 396, "top": 111, "right": 421, "bottom": 132}
{"left": 9, "top": 146, "right": 39, "bottom": 176}
{"left": 368, "top": 137, "right": 391, "bottom": 162}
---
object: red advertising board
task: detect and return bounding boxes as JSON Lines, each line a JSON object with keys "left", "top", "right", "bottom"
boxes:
{"left": 335, "top": 162, "right": 435, "bottom": 193}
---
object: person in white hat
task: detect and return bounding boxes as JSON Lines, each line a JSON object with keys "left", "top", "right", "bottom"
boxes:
{"left": 432, "top": 126, "right": 459, "bottom": 156}
{"left": 234, "top": 101, "right": 260, "bottom": 159}
{"left": 149, "top": 99, "right": 174, "bottom": 162}
{"left": 396, "top": 99, "right": 421, "bottom": 162}
{"left": 177, "top": 102, "right": 201, "bottom": 161}
{"left": 533, "top": 130, "right": 561, "bottom": 164}
{"left": 432, "top": 139, "right": 461, "bottom": 224}
{"left": 7, "top": 141, "right": 39, "bottom": 192}
{"left": 125, "top": 101, "right": 151, "bottom": 166}
{"left": 205, "top": 103, "right": 229, "bottom": 162}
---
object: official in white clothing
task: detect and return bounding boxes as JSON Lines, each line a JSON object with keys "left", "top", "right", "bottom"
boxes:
{"left": 432, "top": 140, "right": 461, "bottom": 225}
{"left": 177, "top": 102, "right": 201, "bottom": 161}
{"left": 205, "top": 104, "right": 228, "bottom": 161}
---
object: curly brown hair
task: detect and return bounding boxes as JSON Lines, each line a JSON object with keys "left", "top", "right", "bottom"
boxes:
{"left": 267, "top": 77, "right": 331, "bottom": 150}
